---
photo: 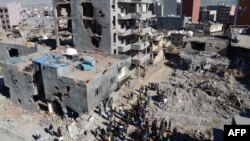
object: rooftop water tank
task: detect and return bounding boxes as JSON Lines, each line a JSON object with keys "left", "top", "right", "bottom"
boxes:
{"left": 65, "top": 48, "right": 78, "bottom": 56}
{"left": 187, "top": 31, "right": 194, "bottom": 38}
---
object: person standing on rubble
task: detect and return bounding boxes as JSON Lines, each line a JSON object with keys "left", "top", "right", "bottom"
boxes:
{"left": 57, "top": 126, "right": 63, "bottom": 141}
{"left": 168, "top": 120, "right": 172, "bottom": 131}
{"left": 48, "top": 124, "right": 54, "bottom": 136}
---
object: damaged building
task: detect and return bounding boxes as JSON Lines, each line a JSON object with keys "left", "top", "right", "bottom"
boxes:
{"left": 53, "top": 0, "right": 162, "bottom": 77}
{"left": 182, "top": 36, "right": 229, "bottom": 56}
{"left": 229, "top": 25, "right": 250, "bottom": 70}
{"left": 2, "top": 48, "right": 131, "bottom": 117}
{"left": 0, "top": 36, "right": 50, "bottom": 62}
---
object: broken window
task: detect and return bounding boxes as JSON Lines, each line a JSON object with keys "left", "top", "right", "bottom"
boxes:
{"left": 98, "top": 10, "right": 105, "bottom": 17}
{"left": 57, "top": 4, "right": 71, "bottom": 17}
{"left": 112, "top": 0, "right": 116, "bottom": 9}
{"left": 112, "top": 16, "right": 116, "bottom": 26}
{"left": 113, "top": 33, "right": 116, "bottom": 43}
{"left": 64, "top": 86, "right": 70, "bottom": 98}
{"left": 95, "top": 86, "right": 103, "bottom": 96}
{"left": 92, "top": 36, "right": 101, "bottom": 48}
{"left": 8, "top": 48, "right": 19, "bottom": 57}
{"left": 191, "top": 42, "right": 205, "bottom": 51}
{"left": 18, "top": 99, "right": 21, "bottom": 104}
{"left": 82, "top": 3, "right": 94, "bottom": 17}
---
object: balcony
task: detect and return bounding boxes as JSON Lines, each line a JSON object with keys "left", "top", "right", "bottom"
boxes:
{"left": 117, "top": 13, "right": 139, "bottom": 20}
{"left": 140, "top": 27, "right": 152, "bottom": 35}
{"left": 117, "top": 11, "right": 155, "bottom": 20}
{"left": 153, "top": 34, "right": 164, "bottom": 41}
{"left": 140, "top": 11, "right": 156, "bottom": 20}
{"left": 131, "top": 41, "right": 150, "bottom": 50}
{"left": 131, "top": 53, "right": 151, "bottom": 65}
{"left": 117, "top": 27, "right": 140, "bottom": 36}
{"left": 118, "top": 43, "right": 132, "bottom": 53}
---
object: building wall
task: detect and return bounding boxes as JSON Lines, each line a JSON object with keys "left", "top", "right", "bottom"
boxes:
{"left": 182, "top": 0, "right": 200, "bottom": 23}
{"left": 41, "top": 65, "right": 89, "bottom": 115}
{"left": 54, "top": 0, "right": 116, "bottom": 53}
{"left": 7, "top": 2, "right": 22, "bottom": 27}
{"left": 2, "top": 61, "right": 40, "bottom": 112}
{"left": 0, "top": 42, "right": 38, "bottom": 61}
{"left": 0, "top": 7, "right": 11, "bottom": 30}
{"left": 237, "top": 0, "right": 250, "bottom": 25}
{"left": 39, "top": 54, "right": 131, "bottom": 115}
{"left": 163, "top": 0, "right": 178, "bottom": 16}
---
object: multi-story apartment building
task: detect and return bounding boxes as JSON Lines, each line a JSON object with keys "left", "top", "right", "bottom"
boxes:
{"left": 53, "top": 0, "right": 161, "bottom": 74}
{"left": 199, "top": 7, "right": 217, "bottom": 22}
{"left": 207, "top": 4, "right": 235, "bottom": 25}
{"left": 0, "top": 7, "right": 11, "bottom": 31}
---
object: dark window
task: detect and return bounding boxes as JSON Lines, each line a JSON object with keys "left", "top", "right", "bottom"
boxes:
{"left": 8, "top": 48, "right": 19, "bottom": 57}
{"left": 113, "top": 33, "right": 116, "bottom": 43}
{"left": 95, "top": 86, "right": 102, "bottom": 96}
{"left": 112, "top": 16, "right": 116, "bottom": 26}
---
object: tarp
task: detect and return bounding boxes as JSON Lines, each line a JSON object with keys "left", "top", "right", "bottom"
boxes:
{"left": 78, "top": 63, "right": 94, "bottom": 71}
{"left": 32, "top": 53, "right": 69, "bottom": 68}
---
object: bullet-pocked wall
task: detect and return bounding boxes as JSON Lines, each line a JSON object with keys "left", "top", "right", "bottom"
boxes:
{"left": 2, "top": 60, "right": 40, "bottom": 112}
{"left": 56, "top": 0, "right": 116, "bottom": 53}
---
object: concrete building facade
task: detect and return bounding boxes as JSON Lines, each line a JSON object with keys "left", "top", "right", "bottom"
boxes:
{"left": 53, "top": 0, "right": 162, "bottom": 75}
{"left": 182, "top": 0, "right": 200, "bottom": 23}
{"left": 157, "top": 16, "right": 190, "bottom": 30}
{"left": 0, "top": 37, "right": 47, "bottom": 62}
{"left": 7, "top": 2, "right": 22, "bottom": 27}
{"left": 207, "top": 4, "right": 235, "bottom": 25}
{"left": 0, "top": 7, "right": 11, "bottom": 31}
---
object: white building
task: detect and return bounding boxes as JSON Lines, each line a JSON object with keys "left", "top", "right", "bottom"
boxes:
{"left": 7, "top": 2, "right": 22, "bottom": 27}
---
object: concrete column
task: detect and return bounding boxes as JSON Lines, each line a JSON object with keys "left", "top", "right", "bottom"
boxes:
{"left": 52, "top": 2, "right": 60, "bottom": 47}
{"left": 48, "top": 102, "right": 54, "bottom": 114}
{"left": 138, "top": 52, "right": 140, "bottom": 78}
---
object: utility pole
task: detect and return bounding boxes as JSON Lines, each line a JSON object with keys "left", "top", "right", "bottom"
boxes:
{"left": 234, "top": 0, "right": 240, "bottom": 25}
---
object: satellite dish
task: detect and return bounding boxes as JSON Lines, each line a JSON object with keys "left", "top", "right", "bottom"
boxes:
{"left": 65, "top": 48, "right": 78, "bottom": 56}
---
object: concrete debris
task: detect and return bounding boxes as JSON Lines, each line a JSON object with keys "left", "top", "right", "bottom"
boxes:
{"left": 67, "top": 121, "right": 82, "bottom": 140}
{"left": 21, "top": 114, "right": 33, "bottom": 121}
{"left": 180, "top": 51, "right": 229, "bottom": 75}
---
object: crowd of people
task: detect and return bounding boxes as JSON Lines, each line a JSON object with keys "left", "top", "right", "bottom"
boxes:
{"left": 93, "top": 82, "right": 177, "bottom": 141}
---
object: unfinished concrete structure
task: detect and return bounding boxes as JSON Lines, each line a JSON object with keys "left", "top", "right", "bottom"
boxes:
{"left": 2, "top": 51, "right": 50, "bottom": 112}
{"left": 53, "top": 0, "right": 162, "bottom": 75}
{"left": 0, "top": 37, "right": 49, "bottom": 62}
{"left": 2, "top": 48, "right": 131, "bottom": 117}
{"left": 182, "top": 36, "right": 229, "bottom": 56}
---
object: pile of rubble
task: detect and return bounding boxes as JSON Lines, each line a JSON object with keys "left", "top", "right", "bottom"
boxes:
{"left": 155, "top": 69, "right": 250, "bottom": 140}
